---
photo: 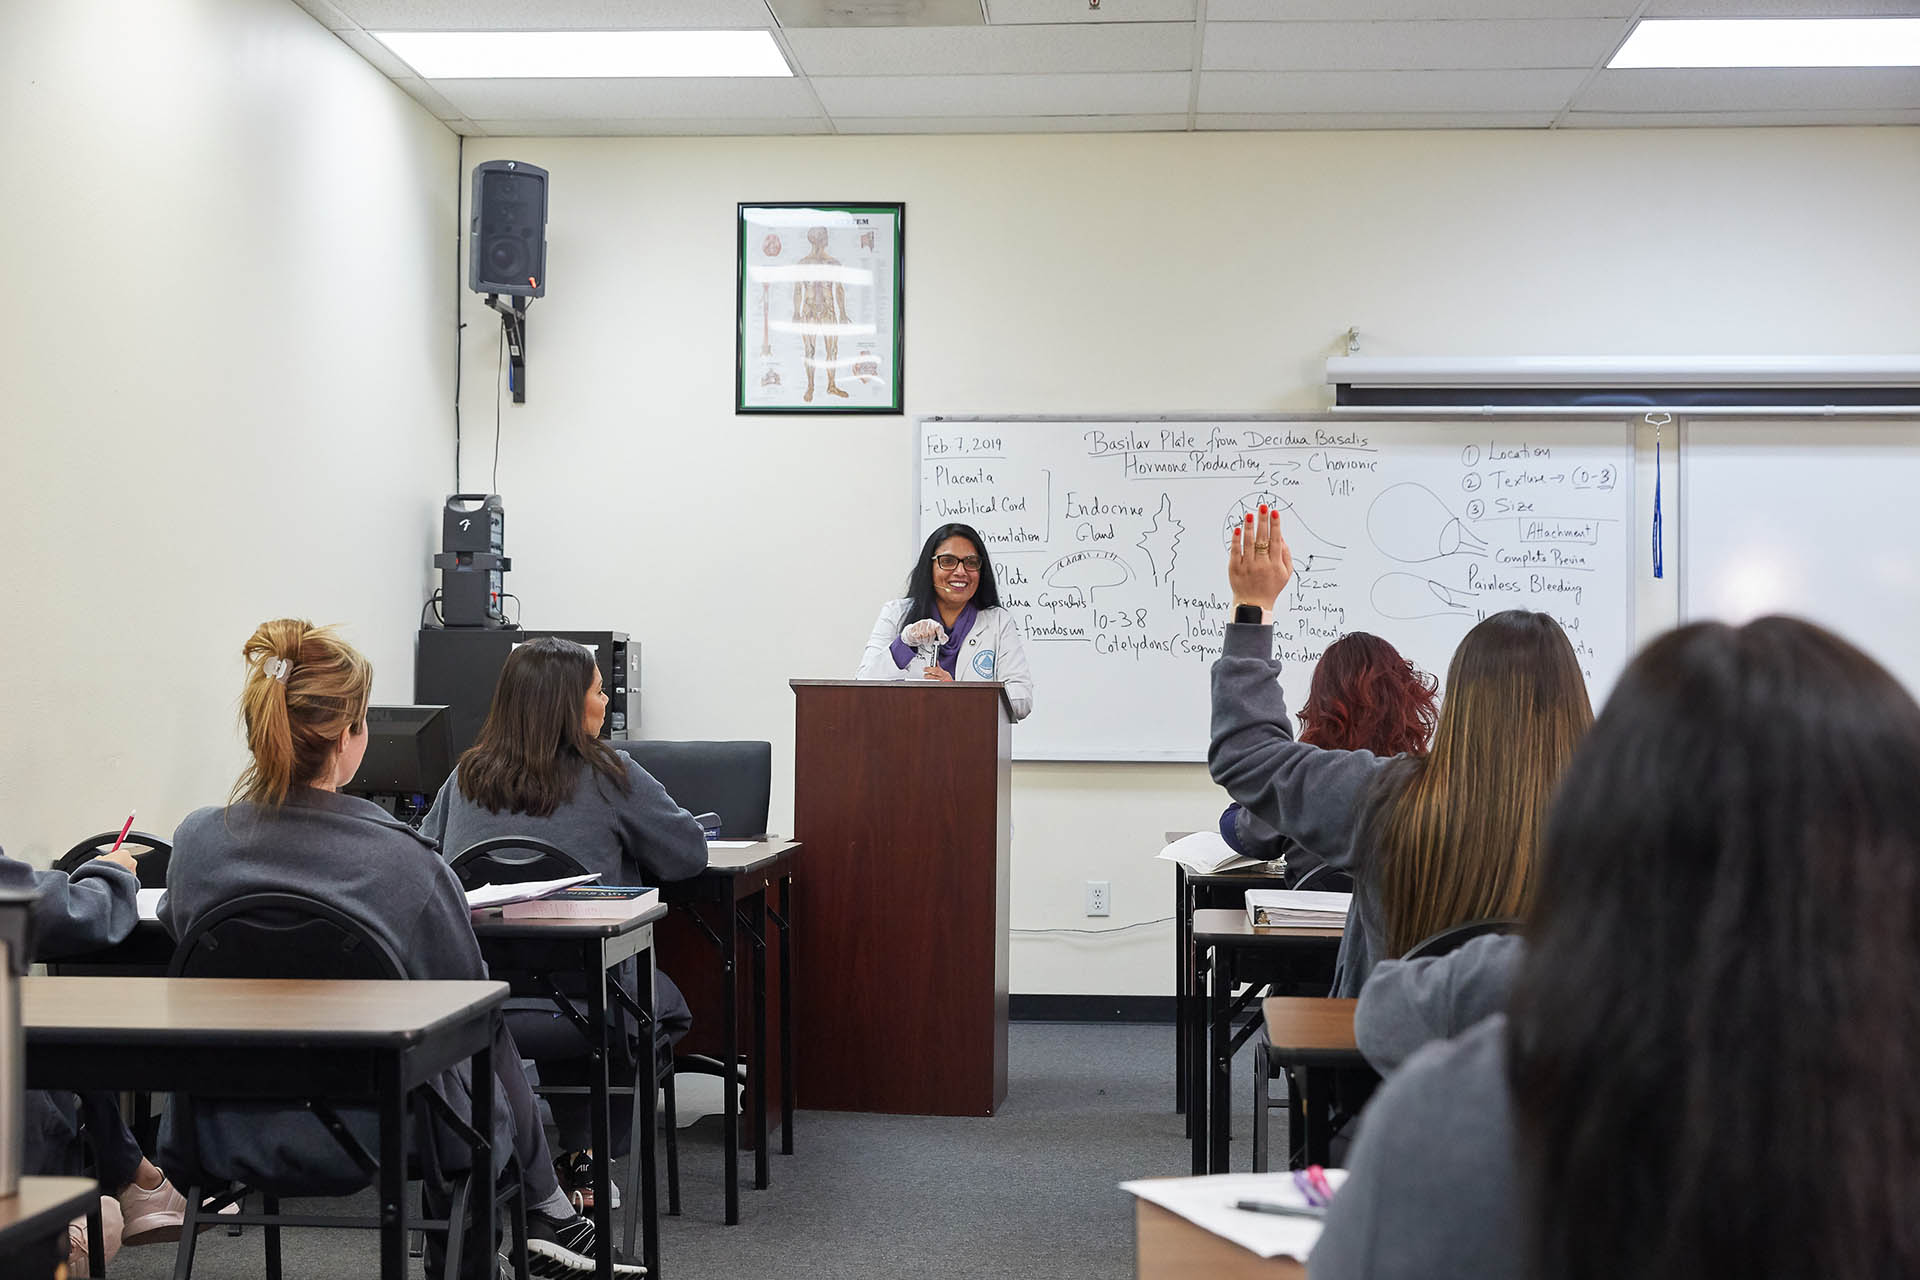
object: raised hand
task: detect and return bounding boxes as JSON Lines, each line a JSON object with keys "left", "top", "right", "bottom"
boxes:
{"left": 1227, "top": 504, "right": 1295, "bottom": 611}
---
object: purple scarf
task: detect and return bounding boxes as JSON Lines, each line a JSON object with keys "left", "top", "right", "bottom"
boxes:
{"left": 890, "top": 604, "right": 979, "bottom": 675}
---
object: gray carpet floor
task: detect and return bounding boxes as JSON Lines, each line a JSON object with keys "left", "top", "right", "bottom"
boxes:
{"left": 100, "top": 1021, "right": 1258, "bottom": 1279}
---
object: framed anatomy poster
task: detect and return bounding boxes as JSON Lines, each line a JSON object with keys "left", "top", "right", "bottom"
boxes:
{"left": 736, "top": 203, "right": 904, "bottom": 414}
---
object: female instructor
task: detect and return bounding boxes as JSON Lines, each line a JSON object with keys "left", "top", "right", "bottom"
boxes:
{"left": 856, "top": 522, "right": 1033, "bottom": 722}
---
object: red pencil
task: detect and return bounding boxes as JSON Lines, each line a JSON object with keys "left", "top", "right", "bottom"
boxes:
{"left": 109, "top": 811, "right": 136, "bottom": 853}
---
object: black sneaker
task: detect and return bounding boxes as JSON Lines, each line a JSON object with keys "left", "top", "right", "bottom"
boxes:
{"left": 525, "top": 1209, "right": 645, "bottom": 1277}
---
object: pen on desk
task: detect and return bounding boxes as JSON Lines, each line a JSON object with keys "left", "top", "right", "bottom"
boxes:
{"left": 1234, "top": 1199, "right": 1326, "bottom": 1220}
{"left": 1305, "top": 1165, "right": 1336, "bottom": 1204}
{"left": 109, "top": 810, "right": 136, "bottom": 854}
{"left": 1292, "top": 1168, "right": 1324, "bottom": 1207}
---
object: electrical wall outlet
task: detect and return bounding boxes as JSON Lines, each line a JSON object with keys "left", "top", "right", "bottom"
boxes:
{"left": 1085, "top": 880, "right": 1111, "bottom": 917}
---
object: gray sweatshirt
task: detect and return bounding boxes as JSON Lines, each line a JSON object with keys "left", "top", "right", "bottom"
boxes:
{"left": 1210, "top": 621, "right": 1408, "bottom": 995}
{"left": 1355, "top": 933, "right": 1525, "bottom": 1074}
{"left": 420, "top": 752, "right": 709, "bottom": 891}
{"left": 3, "top": 845, "right": 139, "bottom": 1179}
{"left": 160, "top": 788, "right": 512, "bottom": 1191}
{"left": 1307, "top": 1015, "right": 1523, "bottom": 1280}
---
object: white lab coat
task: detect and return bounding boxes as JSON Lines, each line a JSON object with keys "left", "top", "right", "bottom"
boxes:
{"left": 855, "top": 598, "right": 1034, "bottom": 723}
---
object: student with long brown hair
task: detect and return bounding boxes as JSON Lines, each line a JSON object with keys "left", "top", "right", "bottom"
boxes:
{"left": 1210, "top": 507, "right": 1591, "bottom": 995}
{"left": 421, "top": 635, "right": 708, "bottom": 1208}
{"left": 161, "top": 620, "right": 637, "bottom": 1277}
{"left": 1310, "top": 616, "right": 1920, "bottom": 1280}
{"left": 1220, "top": 630, "right": 1439, "bottom": 884}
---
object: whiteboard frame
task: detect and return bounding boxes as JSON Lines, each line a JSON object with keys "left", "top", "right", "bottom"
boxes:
{"left": 916, "top": 411, "right": 1644, "bottom": 762}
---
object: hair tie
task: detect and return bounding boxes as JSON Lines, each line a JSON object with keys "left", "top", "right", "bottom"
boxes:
{"left": 264, "top": 657, "right": 292, "bottom": 683}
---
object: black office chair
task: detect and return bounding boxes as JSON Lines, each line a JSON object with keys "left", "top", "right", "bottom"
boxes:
{"left": 452, "top": 837, "right": 682, "bottom": 1217}
{"left": 1251, "top": 914, "right": 1521, "bottom": 1171}
{"left": 1288, "top": 863, "right": 1354, "bottom": 894}
{"left": 165, "top": 892, "right": 528, "bottom": 1280}
{"left": 609, "top": 740, "right": 772, "bottom": 838}
{"left": 55, "top": 830, "right": 171, "bottom": 889}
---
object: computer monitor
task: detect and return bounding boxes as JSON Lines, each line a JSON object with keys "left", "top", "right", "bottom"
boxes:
{"left": 344, "top": 705, "right": 455, "bottom": 818}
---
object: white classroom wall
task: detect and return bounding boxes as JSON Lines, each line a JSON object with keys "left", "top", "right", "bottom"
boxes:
{"left": 1, "top": 0, "right": 457, "bottom": 862}
{"left": 453, "top": 126, "right": 1920, "bottom": 995}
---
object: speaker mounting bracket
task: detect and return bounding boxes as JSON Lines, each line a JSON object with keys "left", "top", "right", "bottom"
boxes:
{"left": 483, "top": 294, "right": 528, "bottom": 403}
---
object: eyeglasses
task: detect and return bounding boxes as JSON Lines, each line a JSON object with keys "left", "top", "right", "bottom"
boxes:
{"left": 933, "top": 554, "right": 982, "bottom": 572}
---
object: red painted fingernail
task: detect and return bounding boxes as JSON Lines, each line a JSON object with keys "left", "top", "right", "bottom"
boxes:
{"left": 1260, "top": 504, "right": 1268, "bottom": 513}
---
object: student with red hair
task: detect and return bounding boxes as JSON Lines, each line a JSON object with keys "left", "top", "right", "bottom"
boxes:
{"left": 1220, "top": 631, "right": 1438, "bottom": 884}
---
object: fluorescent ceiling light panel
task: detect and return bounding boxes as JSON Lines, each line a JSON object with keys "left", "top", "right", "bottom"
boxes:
{"left": 1610, "top": 19, "right": 1920, "bottom": 69}
{"left": 373, "top": 30, "right": 793, "bottom": 78}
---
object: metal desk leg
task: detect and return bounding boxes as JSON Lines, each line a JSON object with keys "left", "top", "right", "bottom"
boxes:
{"left": 777, "top": 872, "right": 794, "bottom": 1156}
{"left": 1209, "top": 947, "right": 1232, "bottom": 1174}
{"left": 629, "top": 944, "right": 661, "bottom": 1279}
{"left": 721, "top": 899, "right": 740, "bottom": 1225}
{"left": 1188, "top": 939, "right": 1210, "bottom": 1176}
{"left": 471, "top": 1027, "right": 496, "bottom": 1280}
{"left": 588, "top": 947, "right": 614, "bottom": 1279}
{"left": 378, "top": 1053, "right": 409, "bottom": 1280}
{"left": 1175, "top": 865, "right": 1188, "bottom": 1117}
{"left": 746, "top": 890, "right": 770, "bottom": 1190}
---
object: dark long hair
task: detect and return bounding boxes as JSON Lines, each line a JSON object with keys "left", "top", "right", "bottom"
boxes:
{"left": 1508, "top": 616, "right": 1920, "bottom": 1280}
{"left": 902, "top": 523, "right": 1001, "bottom": 622}
{"left": 1298, "top": 632, "right": 1438, "bottom": 757}
{"left": 1372, "top": 611, "right": 1591, "bottom": 956}
{"left": 457, "top": 636, "right": 626, "bottom": 817}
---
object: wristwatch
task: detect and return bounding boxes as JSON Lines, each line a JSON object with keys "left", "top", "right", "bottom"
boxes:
{"left": 1233, "top": 604, "right": 1264, "bottom": 625}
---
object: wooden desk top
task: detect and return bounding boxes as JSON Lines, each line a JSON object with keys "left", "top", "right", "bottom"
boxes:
{"left": 1261, "top": 997, "right": 1360, "bottom": 1057}
{"left": 697, "top": 840, "right": 801, "bottom": 875}
{"left": 1134, "top": 1198, "right": 1306, "bottom": 1279}
{"left": 469, "top": 902, "right": 667, "bottom": 937}
{"left": 1192, "top": 908, "right": 1344, "bottom": 943}
{"left": 0, "top": 1176, "right": 98, "bottom": 1245}
{"left": 22, "top": 977, "right": 507, "bottom": 1046}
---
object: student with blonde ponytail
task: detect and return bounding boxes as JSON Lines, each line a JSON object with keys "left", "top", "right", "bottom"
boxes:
{"left": 1210, "top": 508, "right": 1592, "bottom": 996}
{"left": 162, "top": 620, "right": 639, "bottom": 1278}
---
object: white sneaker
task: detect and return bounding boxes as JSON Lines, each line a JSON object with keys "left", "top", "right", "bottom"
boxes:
{"left": 119, "top": 1175, "right": 241, "bottom": 1245}
{"left": 68, "top": 1196, "right": 125, "bottom": 1273}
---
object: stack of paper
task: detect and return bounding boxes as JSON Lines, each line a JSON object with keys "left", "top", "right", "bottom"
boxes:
{"left": 1121, "top": 1170, "right": 1349, "bottom": 1261}
{"left": 1156, "top": 830, "right": 1264, "bottom": 875}
{"left": 464, "top": 873, "right": 599, "bottom": 912}
{"left": 1244, "top": 889, "right": 1350, "bottom": 928}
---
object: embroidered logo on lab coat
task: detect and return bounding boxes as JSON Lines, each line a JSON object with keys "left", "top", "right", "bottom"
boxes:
{"left": 972, "top": 650, "right": 996, "bottom": 678}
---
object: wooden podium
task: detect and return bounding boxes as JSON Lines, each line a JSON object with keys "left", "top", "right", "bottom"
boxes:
{"left": 789, "top": 678, "right": 1012, "bottom": 1116}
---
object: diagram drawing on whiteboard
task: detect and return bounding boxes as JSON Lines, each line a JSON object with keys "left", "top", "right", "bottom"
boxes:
{"left": 1220, "top": 493, "right": 1347, "bottom": 575}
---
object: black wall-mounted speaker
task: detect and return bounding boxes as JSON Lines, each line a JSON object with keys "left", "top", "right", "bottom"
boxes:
{"left": 468, "top": 160, "right": 548, "bottom": 297}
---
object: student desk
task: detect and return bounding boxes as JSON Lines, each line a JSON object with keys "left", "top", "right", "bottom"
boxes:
{"left": 1260, "top": 997, "right": 1365, "bottom": 1170}
{"left": 1169, "top": 837, "right": 1285, "bottom": 1122}
{"left": 0, "top": 1177, "right": 98, "bottom": 1280}
{"left": 1190, "top": 910, "right": 1343, "bottom": 1175}
{"left": 469, "top": 906, "right": 665, "bottom": 1280}
{"left": 655, "top": 838, "right": 802, "bottom": 1226}
{"left": 21, "top": 977, "right": 506, "bottom": 1280}
{"left": 1134, "top": 1198, "right": 1306, "bottom": 1279}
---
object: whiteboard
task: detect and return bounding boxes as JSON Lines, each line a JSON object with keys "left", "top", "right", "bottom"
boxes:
{"left": 1684, "top": 417, "right": 1920, "bottom": 694}
{"left": 918, "top": 416, "right": 1636, "bottom": 761}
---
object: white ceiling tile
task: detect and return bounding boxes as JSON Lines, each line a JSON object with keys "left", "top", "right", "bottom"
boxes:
{"left": 835, "top": 113, "right": 1193, "bottom": 131}
{"left": 1203, "top": 19, "right": 1628, "bottom": 71}
{"left": 330, "top": 0, "right": 775, "bottom": 30}
{"left": 336, "top": 28, "right": 417, "bottom": 77}
{"left": 813, "top": 71, "right": 1193, "bottom": 115}
{"left": 1564, "top": 108, "right": 1920, "bottom": 124}
{"left": 1200, "top": 68, "right": 1586, "bottom": 112}
{"left": 290, "top": 0, "right": 357, "bottom": 30}
{"left": 986, "top": 0, "right": 1197, "bottom": 19}
{"left": 431, "top": 76, "right": 822, "bottom": 119}
{"left": 466, "top": 116, "right": 832, "bottom": 134}
{"left": 392, "top": 76, "right": 466, "bottom": 118}
{"left": 1209, "top": 0, "right": 1636, "bottom": 18}
{"left": 1577, "top": 67, "right": 1920, "bottom": 112}
{"left": 1197, "top": 110, "right": 1553, "bottom": 127}
{"left": 768, "top": 0, "right": 984, "bottom": 25}
{"left": 784, "top": 23, "right": 1192, "bottom": 75}
{"left": 1644, "top": 0, "right": 1920, "bottom": 15}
